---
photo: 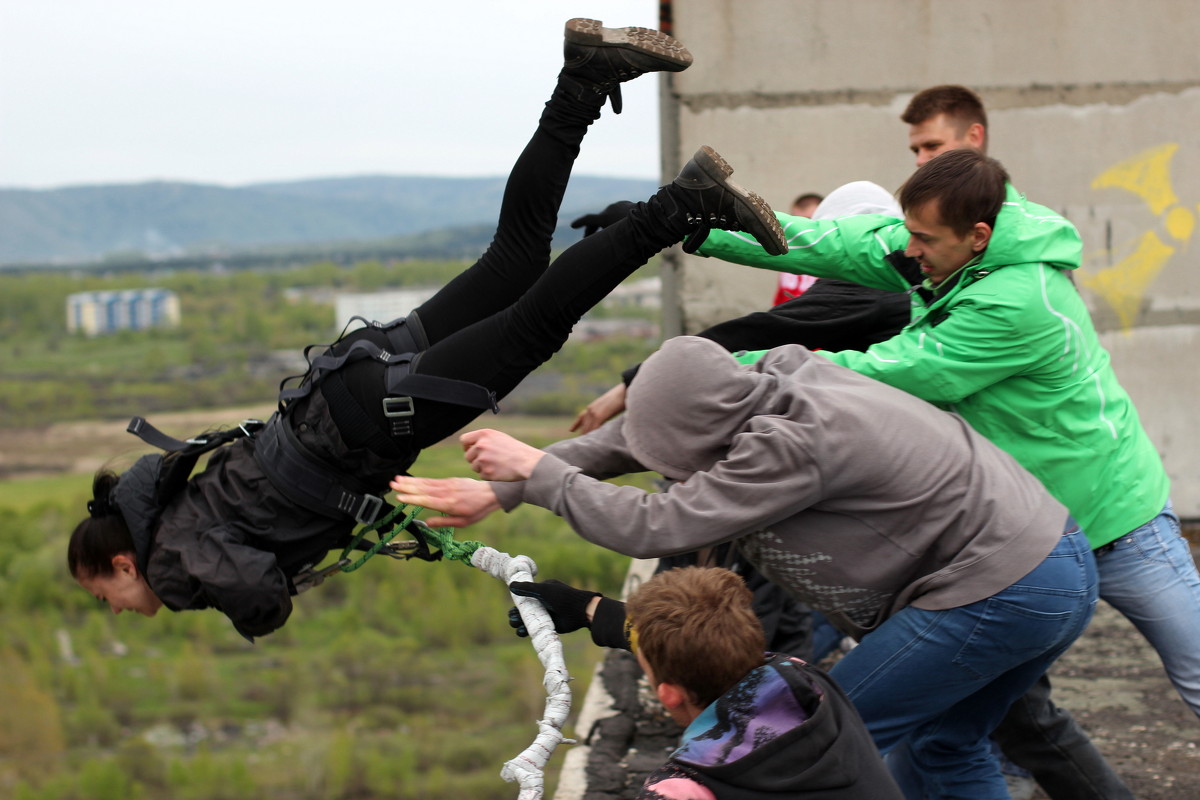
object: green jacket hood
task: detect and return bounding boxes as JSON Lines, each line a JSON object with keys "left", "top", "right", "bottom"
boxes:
{"left": 979, "top": 184, "right": 1082, "bottom": 274}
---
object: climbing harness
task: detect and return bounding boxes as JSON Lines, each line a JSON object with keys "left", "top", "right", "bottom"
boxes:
{"left": 252, "top": 411, "right": 392, "bottom": 525}
{"left": 277, "top": 314, "right": 499, "bottom": 435}
{"left": 129, "top": 314, "right": 503, "bottom": 534}
{"left": 251, "top": 313, "right": 501, "bottom": 526}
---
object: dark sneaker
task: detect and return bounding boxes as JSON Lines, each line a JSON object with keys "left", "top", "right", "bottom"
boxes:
{"left": 563, "top": 18, "right": 692, "bottom": 114}
{"left": 672, "top": 146, "right": 788, "bottom": 256}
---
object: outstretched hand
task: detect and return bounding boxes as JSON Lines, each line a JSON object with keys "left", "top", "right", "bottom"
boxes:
{"left": 389, "top": 429, "right": 545, "bottom": 526}
{"left": 389, "top": 475, "right": 500, "bottom": 527}
{"left": 570, "top": 200, "right": 636, "bottom": 237}
{"left": 570, "top": 383, "right": 628, "bottom": 434}
{"left": 460, "top": 428, "right": 545, "bottom": 481}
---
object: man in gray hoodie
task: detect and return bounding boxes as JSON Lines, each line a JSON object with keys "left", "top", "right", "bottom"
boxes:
{"left": 392, "top": 336, "right": 1097, "bottom": 800}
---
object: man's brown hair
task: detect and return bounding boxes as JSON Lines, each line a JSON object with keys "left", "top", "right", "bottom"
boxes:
{"left": 901, "top": 85, "right": 988, "bottom": 138}
{"left": 899, "top": 148, "right": 1009, "bottom": 236}
{"left": 626, "top": 566, "right": 766, "bottom": 708}
{"left": 792, "top": 192, "right": 824, "bottom": 208}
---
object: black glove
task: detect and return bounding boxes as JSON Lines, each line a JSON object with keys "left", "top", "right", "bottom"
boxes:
{"left": 507, "top": 579, "right": 600, "bottom": 637}
{"left": 570, "top": 201, "right": 636, "bottom": 238}
{"left": 508, "top": 580, "right": 633, "bottom": 651}
{"left": 588, "top": 597, "right": 630, "bottom": 650}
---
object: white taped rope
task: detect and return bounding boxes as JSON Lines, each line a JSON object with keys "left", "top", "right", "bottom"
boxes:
{"left": 470, "top": 546, "right": 573, "bottom": 800}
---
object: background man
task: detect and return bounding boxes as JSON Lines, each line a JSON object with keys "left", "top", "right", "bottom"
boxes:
{"left": 773, "top": 191, "right": 824, "bottom": 304}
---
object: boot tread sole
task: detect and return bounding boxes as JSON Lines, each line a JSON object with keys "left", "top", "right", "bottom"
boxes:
{"left": 693, "top": 146, "right": 788, "bottom": 256}
{"left": 565, "top": 18, "right": 692, "bottom": 68}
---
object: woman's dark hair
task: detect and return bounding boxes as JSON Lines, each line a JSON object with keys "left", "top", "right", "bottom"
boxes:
{"left": 67, "top": 470, "right": 135, "bottom": 578}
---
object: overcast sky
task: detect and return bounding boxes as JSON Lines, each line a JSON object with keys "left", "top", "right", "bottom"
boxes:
{"left": 0, "top": 1, "right": 666, "bottom": 189}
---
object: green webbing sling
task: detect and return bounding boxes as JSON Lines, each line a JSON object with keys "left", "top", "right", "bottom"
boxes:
{"left": 338, "top": 502, "right": 484, "bottom": 570}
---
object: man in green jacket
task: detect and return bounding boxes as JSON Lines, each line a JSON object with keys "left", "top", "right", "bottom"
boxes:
{"left": 571, "top": 86, "right": 1158, "bottom": 798}
{"left": 697, "top": 149, "right": 1200, "bottom": 742}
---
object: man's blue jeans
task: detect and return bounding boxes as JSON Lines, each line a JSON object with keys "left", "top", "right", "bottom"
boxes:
{"left": 986, "top": 501, "right": 1200, "bottom": 800}
{"left": 830, "top": 528, "right": 1097, "bottom": 800}
{"left": 1097, "top": 501, "right": 1200, "bottom": 715}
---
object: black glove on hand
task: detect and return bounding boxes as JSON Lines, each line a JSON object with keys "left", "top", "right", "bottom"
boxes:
{"left": 508, "top": 579, "right": 601, "bottom": 637}
{"left": 570, "top": 201, "right": 636, "bottom": 238}
{"left": 588, "top": 597, "right": 630, "bottom": 650}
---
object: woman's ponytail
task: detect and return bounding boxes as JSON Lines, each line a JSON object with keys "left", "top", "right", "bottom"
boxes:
{"left": 67, "top": 470, "right": 135, "bottom": 578}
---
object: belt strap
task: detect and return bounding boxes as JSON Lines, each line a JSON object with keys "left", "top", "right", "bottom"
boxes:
{"left": 384, "top": 367, "right": 499, "bottom": 414}
{"left": 253, "top": 413, "right": 388, "bottom": 525}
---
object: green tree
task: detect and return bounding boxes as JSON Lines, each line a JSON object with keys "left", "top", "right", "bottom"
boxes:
{"left": 0, "top": 649, "right": 66, "bottom": 777}
{"left": 172, "top": 641, "right": 217, "bottom": 702}
{"left": 77, "top": 758, "right": 143, "bottom": 800}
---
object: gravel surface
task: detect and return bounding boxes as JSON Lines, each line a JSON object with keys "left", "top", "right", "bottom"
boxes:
{"left": 567, "top": 586, "right": 1200, "bottom": 799}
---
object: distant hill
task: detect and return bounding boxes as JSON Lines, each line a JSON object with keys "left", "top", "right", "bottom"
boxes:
{"left": 0, "top": 174, "right": 658, "bottom": 265}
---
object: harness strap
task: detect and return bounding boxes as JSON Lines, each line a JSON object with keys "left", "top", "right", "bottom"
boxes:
{"left": 384, "top": 365, "right": 500, "bottom": 414}
{"left": 320, "top": 370, "right": 408, "bottom": 458}
{"left": 127, "top": 416, "right": 266, "bottom": 505}
{"left": 126, "top": 416, "right": 198, "bottom": 452}
{"left": 127, "top": 416, "right": 264, "bottom": 451}
{"left": 279, "top": 337, "right": 405, "bottom": 406}
{"left": 278, "top": 316, "right": 422, "bottom": 406}
{"left": 248, "top": 311, "right": 497, "bottom": 524}
{"left": 279, "top": 326, "right": 497, "bottom": 418}
{"left": 253, "top": 413, "right": 387, "bottom": 525}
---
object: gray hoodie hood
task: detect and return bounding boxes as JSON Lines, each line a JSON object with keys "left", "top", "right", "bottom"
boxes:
{"left": 624, "top": 336, "right": 777, "bottom": 480}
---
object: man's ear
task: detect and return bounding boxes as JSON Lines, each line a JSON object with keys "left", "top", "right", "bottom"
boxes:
{"left": 971, "top": 221, "right": 993, "bottom": 253}
{"left": 655, "top": 682, "right": 689, "bottom": 712}
{"left": 966, "top": 122, "right": 986, "bottom": 151}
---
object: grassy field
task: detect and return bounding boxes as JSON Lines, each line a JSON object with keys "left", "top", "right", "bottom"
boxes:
{"left": 0, "top": 411, "right": 638, "bottom": 800}
{"left": 0, "top": 257, "right": 660, "bottom": 798}
{"left": 0, "top": 474, "right": 88, "bottom": 512}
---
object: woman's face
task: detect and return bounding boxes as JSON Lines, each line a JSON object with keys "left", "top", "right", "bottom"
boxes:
{"left": 77, "top": 554, "right": 163, "bottom": 616}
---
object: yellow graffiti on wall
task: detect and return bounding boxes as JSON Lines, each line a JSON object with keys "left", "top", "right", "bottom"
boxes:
{"left": 1080, "top": 143, "right": 1195, "bottom": 331}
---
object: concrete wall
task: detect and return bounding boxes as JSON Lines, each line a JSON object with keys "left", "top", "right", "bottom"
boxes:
{"left": 658, "top": 0, "right": 1200, "bottom": 517}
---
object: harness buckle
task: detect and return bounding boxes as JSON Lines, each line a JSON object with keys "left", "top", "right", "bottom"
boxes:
{"left": 355, "top": 494, "right": 383, "bottom": 525}
{"left": 293, "top": 557, "right": 352, "bottom": 594}
{"left": 382, "top": 396, "right": 415, "bottom": 418}
{"left": 239, "top": 419, "right": 264, "bottom": 437}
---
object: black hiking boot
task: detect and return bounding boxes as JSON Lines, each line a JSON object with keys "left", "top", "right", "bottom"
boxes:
{"left": 562, "top": 18, "right": 692, "bottom": 114}
{"left": 669, "top": 145, "right": 789, "bottom": 256}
